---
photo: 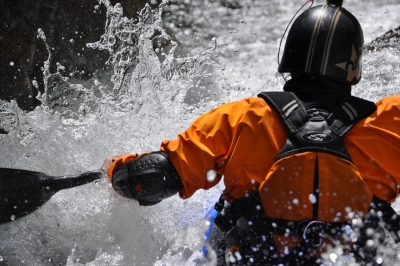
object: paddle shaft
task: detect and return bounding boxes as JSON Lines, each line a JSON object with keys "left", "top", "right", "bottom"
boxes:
{"left": 43, "top": 170, "right": 103, "bottom": 191}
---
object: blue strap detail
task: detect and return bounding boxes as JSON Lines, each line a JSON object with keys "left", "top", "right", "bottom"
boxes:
{"left": 202, "top": 208, "right": 219, "bottom": 257}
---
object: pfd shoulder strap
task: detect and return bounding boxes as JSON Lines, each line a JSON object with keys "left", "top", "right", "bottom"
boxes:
{"left": 328, "top": 95, "right": 377, "bottom": 136}
{"left": 257, "top": 91, "right": 377, "bottom": 135}
{"left": 257, "top": 91, "right": 308, "bottom": 133}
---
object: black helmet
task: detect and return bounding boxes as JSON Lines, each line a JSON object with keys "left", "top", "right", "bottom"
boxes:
{"left": 278, "top": 1, "right": 364, "bottom": 85}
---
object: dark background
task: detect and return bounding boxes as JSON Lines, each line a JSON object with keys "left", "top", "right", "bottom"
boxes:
{"left": 0, "top": 0, "right": 161, "bottom": 111}
{"left": 1, "top": 0, "right": 398, "bottom": 111}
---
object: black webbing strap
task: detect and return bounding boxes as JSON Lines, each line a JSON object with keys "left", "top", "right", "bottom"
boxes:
{"left": 258, "top": 92, "right": 377, "bottom": 137}
{"left": 328, "top": 95, "right": 377, "bottom": 136}
{"left": 257, "top": 91, "right": 309, "bottom": 133}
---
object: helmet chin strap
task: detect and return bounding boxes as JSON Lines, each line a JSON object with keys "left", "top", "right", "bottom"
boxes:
{"left": 278, "top": 0, "right": 314, "bottom": 82}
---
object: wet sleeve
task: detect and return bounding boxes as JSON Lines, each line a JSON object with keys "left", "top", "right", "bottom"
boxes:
{"left": 348, "top": 95, "right": 400, "bottom": 202}
{"left": 107, "top": 152, "right": 149, "bottom": 180}
{"left": 369, "top": 95, "right": 400, "bottom": 201}
{"left": 160, "top": 98, "right": 254, "bottom": 199}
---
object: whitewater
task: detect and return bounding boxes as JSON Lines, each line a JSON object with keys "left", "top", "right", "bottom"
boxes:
{"left": 0, "top": 0, "right": 399, "bottom": 265}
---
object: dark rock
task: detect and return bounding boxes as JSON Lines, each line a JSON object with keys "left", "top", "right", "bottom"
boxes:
{"left": 0, "top": 0, "right": 160, "bottom": 111}
{"left": 365, "top": 26, "right": 400, "bottom": 51}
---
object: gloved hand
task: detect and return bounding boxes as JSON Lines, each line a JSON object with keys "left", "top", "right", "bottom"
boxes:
{"left": 102, "top": 151, "right": 182, "bottom": 206}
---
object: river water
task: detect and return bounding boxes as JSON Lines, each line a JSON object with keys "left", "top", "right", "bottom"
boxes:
{"left": 0, "top": 0, "right": 399, "bottom": 265}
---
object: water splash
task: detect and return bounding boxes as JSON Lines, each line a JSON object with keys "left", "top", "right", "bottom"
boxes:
{"left": 0, "top": 0, "right": 399, "bottom": 265}
{"left": 0, "top": 1, "right": 222, "bottom": 265}
{"left": 87, "top": 1, "right": 166, "bottom": 91}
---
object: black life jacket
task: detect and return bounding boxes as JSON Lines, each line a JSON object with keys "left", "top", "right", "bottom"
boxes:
{"left": 214, "top": 91, "right": 400, "bottom": 245}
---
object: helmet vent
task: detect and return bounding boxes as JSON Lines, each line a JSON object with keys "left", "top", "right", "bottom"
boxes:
{"left": 326, "top": 0, "right": 343, "bottom": 6}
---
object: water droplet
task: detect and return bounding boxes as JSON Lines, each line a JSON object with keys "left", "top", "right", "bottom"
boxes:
{"left": 70, "top": 39, "right": 74, "bottom": 43}
{"left": 293, "top": 198, "right": 299, "bottom": 205}
{"left": 0, "top": 255, "right": 3, "bottom": 262}
{"left": 284, "top": 246, "right": 289, "bottom": 255}
{"left": 329, "top": 253, "right": 337, "bottom": 262}
{"left": 10, "top": 215, "right": 15, "bottom": 221}
{"left": 308, "top": 194, "right": 317, "bottom": 204}
{"left": 10, "top": 61, "right": 14, "bottom": 66}
{"left": 206, "top": 170, "right": 217, "bottom": 182}
{"left": 366, "top": 239, "right": 375, "bottom": 247}
{"left": 32, "top": 80, "right": 39, "bottom": 89}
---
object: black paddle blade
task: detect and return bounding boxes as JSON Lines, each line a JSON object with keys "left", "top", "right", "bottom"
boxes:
{"left": 0, "top": 168, "right": 102, "bottom": 224}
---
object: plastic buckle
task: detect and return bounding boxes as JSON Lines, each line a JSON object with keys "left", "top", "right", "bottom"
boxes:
{"left": 298, "top": 220, "right": 324, "bottom": 247}
{"left": 214, "top": 194, "right": 225, "bottom": 212}
{"left": 214, "top": 201, "right": 224, "bottom": 212}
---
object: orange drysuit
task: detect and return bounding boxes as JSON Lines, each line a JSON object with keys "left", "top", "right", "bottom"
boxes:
{"left": 108, "top": 93, "right": 400, "bottom": 257}
{"left": 159, "top": 94, "right": 400, "bottom": 205}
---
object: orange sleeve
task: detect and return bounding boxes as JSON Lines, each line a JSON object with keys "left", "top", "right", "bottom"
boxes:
{"left": 160, "top": 98, "right": 255, "bottom": 199}
{"left": 107, "top": 152, "right": 149, "bottom": 181}
{"left": 347, "top": 95, "right": 400, "bottom": 202}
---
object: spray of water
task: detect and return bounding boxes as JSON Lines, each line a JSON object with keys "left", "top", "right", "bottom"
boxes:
{"left": 0, "top": 0, "right": 399, "bottom": 265}
{"left": 0, "top": 1, "right": 225, "bottom": 265}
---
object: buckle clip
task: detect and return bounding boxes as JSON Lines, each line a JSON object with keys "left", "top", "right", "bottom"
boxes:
{"left": 214, "top": 194, "right": 225, "bottom": 212}
{"left": 298, "top": 220, "right": 324, "bottom": 247}
{"left": 214, "top": 201, "right": 224, "bottom": 212}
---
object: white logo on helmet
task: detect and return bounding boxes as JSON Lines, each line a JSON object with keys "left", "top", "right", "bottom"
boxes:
{"left": 336, "top": 44, "right": 362, "bottom": 82}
